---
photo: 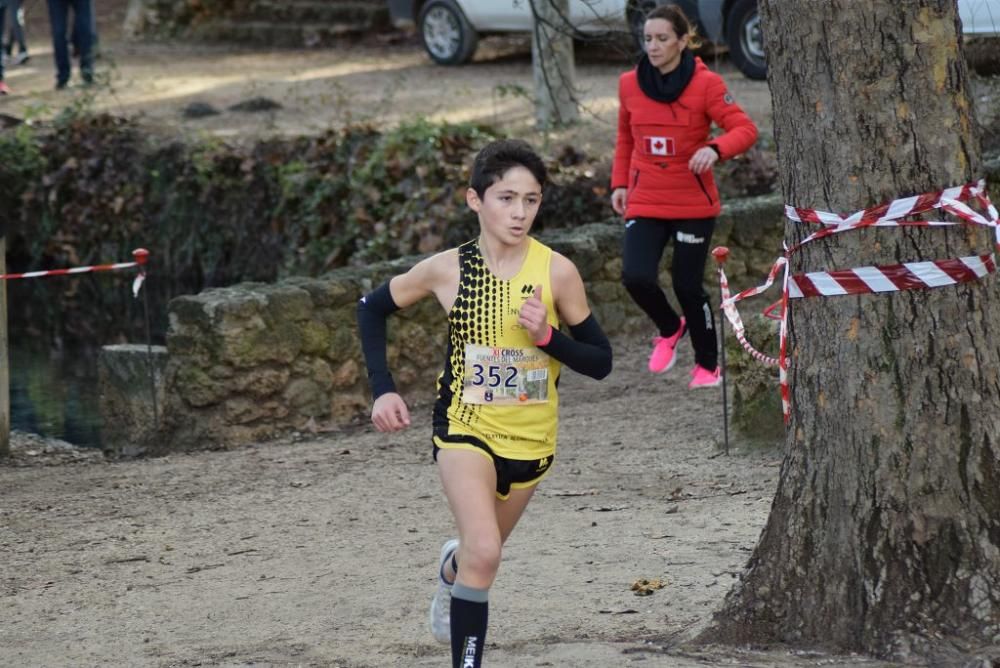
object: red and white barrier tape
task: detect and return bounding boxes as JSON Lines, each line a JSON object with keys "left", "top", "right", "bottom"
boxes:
{"left": 0, "top": 248, "right": 150, "bottom": 297}
{"left": 782, "top": 182, "right": 998, "bottom": 259}
{"left": 718, "top": 257, "right": 782, "bottom": 366}
{"left": 717, "top": 180, "right": 997, "bottom": 423}
{"left": 788, "top": 253, "right": 996, "bottom": 298}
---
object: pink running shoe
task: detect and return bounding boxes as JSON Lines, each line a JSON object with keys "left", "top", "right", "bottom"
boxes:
{"left": 0, "top": 81, "right": 10, "bottom": 95}
{"left": 648, "top": 318, "right": 686, "bottom": 373}
{"left": 688, "top": 364, "right": 722, "bottom": 389}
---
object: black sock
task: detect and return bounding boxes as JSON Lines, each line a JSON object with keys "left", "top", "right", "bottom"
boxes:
{"left": 450, "top": 583, "right": 488, "bottom": 668}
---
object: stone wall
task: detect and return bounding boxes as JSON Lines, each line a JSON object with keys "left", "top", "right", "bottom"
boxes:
{"left": 99, "top": 344, "right": 169, "bottom": 457}
{"left": 150, "top": 194, "right": 785, "bottom": 452}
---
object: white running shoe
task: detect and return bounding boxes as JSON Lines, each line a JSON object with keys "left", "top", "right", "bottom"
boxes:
{"left": 429, "top": 538, "right": 459, "bottom": 644}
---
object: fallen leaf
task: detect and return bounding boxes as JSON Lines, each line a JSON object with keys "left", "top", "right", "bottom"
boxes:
{"left": 631, "top": 578, "right": 667, "bottom": 596}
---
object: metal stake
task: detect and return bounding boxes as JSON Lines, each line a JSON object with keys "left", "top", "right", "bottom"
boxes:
{"left": 712, "top": 247, "right": 731, "bottom": 456}
{"left": 133, "top": 249, "right": 159, "bottom": 427}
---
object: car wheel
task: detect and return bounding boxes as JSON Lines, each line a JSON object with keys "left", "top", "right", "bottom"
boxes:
{"left": 418, "top": 0, "right": 479, "bottom": 66}
{"left": 725, "top": 0, "right": 767, "bottom": 80}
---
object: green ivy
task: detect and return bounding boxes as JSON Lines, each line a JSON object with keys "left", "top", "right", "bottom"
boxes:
{"left": 0, "top": 122, "right": 44, "bottom": 211}
{"left": 0, "top": 115, "right": 498, "bottom": 344}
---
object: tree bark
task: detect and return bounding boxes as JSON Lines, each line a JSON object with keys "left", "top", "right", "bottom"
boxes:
{"left": 705, "top": 0, "right": 1000, "bottom": 660}
{"left": 530, "top": 0, "right": 579, "bottom": 128}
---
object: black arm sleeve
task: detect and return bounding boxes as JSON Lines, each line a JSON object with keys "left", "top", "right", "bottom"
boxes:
{"left": 356, "top": 281, "right": 400, "bottom": 399}
{"left": 537, "top": 314, "right": 612, "bottom": 380}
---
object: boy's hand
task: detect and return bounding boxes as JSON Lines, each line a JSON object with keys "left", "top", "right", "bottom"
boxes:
{"left": 518, "top": 285, "right": 550, "bottom": 343}
{"left": 371, "top": 392, "right": 411, "bottom": 432}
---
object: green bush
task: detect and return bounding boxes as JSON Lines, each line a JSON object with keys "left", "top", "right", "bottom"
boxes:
{"left": 0, "top": 116, "right": 499, "bottom": 343}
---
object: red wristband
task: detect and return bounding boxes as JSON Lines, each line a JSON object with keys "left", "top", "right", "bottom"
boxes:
{"left": 534, "top": 324, "right": 553, "bottom": 347}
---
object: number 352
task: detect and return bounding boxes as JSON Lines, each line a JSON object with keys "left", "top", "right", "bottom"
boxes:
{"left": 471, "top": 364, "right": 518, "bottom": 388}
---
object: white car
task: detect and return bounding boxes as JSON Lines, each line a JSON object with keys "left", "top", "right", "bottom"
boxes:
{"left": 387, "top": 0, "right": 999, "bottom": 81}
{"left": 388, "top": 0, "right": 640, "bottom": 66}
{"left": 388, "top": 0, "right": 762, "bottom": 73}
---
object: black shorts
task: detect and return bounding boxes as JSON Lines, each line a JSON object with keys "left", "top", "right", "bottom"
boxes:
{"left": 432, "top": 433, "right": 554, "bottom": 500}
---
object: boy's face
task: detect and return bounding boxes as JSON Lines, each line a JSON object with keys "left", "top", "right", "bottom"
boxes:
{"left": 466, "top": 166, "right": 542, "bottom": 246}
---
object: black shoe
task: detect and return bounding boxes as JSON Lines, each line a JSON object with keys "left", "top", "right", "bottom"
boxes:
{"left": 55, "top": 80, "right": 69, "bottom": 90}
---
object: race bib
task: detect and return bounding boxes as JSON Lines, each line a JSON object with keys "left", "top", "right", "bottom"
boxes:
{"left": 462, "top": 345, "right": 549, "bottom": 405}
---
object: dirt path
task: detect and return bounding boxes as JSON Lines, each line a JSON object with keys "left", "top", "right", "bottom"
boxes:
{"left": 2, "top": 337, "right": 901, "bottom": 667}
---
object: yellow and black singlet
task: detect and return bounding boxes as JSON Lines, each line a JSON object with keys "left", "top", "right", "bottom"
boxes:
{"left": 432, "top": 237, "right": 561, "bottom": 460}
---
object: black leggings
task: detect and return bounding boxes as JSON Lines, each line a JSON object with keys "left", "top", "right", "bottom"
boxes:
{"left": 621, "top": 217, "right": 717, "bottom": 371}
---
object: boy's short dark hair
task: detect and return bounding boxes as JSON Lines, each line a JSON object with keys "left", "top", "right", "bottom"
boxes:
{"left": 470, "top": 139, "right": 547, "bottom": 198}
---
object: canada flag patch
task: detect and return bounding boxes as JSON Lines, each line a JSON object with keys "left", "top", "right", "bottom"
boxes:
{"left": 643, "top": 136, "right": 674, "bottom": 156}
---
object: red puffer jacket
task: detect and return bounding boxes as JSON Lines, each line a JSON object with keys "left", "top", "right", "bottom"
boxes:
{"left": 611, "top": 57, "right": 758, "bottom": 220}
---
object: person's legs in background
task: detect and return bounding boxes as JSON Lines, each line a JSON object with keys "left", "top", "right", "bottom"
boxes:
{"left": 71, "top": 0, "right": 94, "bottom": 83}
{"left": 622, "top": 218, "right": 679, "bottom": 336}
{"left": 69, "top": 0, "right": 95, "bottom": 54}
{"left": 622, "top": 218, "right": 687, "bottom": 373}
{"left": 47, "top": 0, "right": 71, "bottom": 88}
{"left": 7, "top": 0, "right": 28, "bottom": 62}
{"left": 669, "top": 218, "right": 721, "bottom": 384}
{"left": 3, "top": 1, "right": 11, "bottom": 56}
{"left": 88, "top": 0, "right": 98, "bottom": 56}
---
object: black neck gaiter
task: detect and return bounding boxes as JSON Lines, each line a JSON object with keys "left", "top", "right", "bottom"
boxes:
{"left": 636, "top": 49, "right": 696, "bottom": 103}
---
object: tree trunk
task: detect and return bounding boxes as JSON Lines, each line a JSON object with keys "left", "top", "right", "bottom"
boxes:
{"left": 531, "top": 0, "right": 579, "bottom": 128}
{"left": 705, "top": 0, "right": 1000, "bottom": 660}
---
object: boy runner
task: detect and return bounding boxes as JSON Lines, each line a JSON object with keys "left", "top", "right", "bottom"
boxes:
{"left": 357, "top": 139, "right": 613, "bottom": 668}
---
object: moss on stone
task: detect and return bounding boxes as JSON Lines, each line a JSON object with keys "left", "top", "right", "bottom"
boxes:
{"left": 299, "top": 320, "right": 333, "bottom": 355}
{"left": 175, "top": 366, "right": 228, "bottom": 408}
